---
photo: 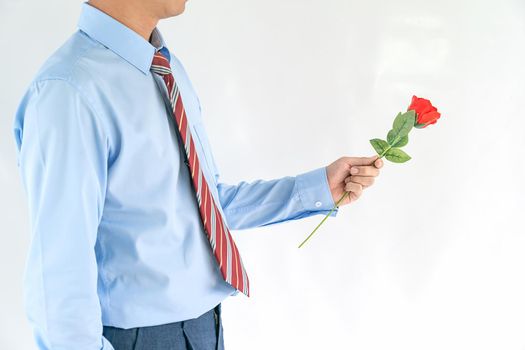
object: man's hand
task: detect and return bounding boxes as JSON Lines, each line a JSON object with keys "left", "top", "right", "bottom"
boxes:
{"left": 326, "top": 155, "right": 383, "bottom": 206}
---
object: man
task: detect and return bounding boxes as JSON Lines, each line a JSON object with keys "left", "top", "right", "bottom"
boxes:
{"left": 12, "top": 0, "right": 383, "bottom": 349}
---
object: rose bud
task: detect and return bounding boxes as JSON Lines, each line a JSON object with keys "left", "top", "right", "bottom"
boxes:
{"left": 408, "top": 95, "right": 441, "bottom": 128}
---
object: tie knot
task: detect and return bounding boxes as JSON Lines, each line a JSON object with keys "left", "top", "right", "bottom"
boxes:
{"left": 151, "top": 51, "right": 172, "bottom": 76}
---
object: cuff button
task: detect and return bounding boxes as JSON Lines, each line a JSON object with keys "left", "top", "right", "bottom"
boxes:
{"left": 315, "top": 201, "right": 322, "bottom": 208}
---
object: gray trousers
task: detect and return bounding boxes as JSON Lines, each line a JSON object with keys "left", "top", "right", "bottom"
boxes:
{"left": 103, "top": 304, "right": 224, "bottom": 350}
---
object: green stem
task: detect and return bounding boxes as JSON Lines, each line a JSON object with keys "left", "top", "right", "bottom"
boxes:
{"left": 298, "top": 150, "right": 388, "bottom": 248}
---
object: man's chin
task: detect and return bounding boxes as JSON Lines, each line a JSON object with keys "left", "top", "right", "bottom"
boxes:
{"left": 167, "top": 4, "right": 186, "bottom": 18}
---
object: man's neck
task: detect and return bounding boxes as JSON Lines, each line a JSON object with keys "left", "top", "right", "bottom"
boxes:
{"left": 87, "top": 0, "right": 158, "bottom": 41}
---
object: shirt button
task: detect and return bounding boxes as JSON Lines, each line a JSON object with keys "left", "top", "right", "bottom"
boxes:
{"left": 315, "top": 201, "right": 322, "bottom": 208}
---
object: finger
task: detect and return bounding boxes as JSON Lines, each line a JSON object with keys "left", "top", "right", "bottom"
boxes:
{"left": 349, "top": 191, "right": 360, "bottom": 202}
{"left": 344, "top": 181, "right": 363, "bottom": 196}
{"left": 349, "top": 165, "right": 380, "bottom": 177}
{"left": 344, "top": 155, "right": 379, "bottom": 167}
{"left": 374, "top": 158, "right": 383, "bottom": 169}
{"left": 346, "top": 175, "right": 375, "bottom": 188}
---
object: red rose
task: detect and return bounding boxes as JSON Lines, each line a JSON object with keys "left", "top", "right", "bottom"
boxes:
{"left": 408, "top": 95, "right": 441, "bottom": 128}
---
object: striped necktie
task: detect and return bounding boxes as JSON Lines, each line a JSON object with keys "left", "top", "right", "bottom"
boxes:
{"left": 151, "top": 49, "right": 250, "bottom": 297}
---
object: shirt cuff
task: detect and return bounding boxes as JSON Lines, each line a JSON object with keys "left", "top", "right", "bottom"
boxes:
{"left": 102, "top": 336, "right": 115, "bottom": 350}
{"left": 295, "top": 166, "right": 339, "bottom": 217}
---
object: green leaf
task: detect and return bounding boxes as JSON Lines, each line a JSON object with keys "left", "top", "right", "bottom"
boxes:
{"left": 392, "top": 112, "right": 403, "bottom": 130}
{"left": 387, "top": 130, "right": 409, "bottom": 147}
{"left": 369, "top": 138, "right": 390, "bottom": 155}
{"left": 391, "top": 110, "right": 416, "bottom": 141}
{"left": 384, "top": 148, "right": 412, "bottom": 163}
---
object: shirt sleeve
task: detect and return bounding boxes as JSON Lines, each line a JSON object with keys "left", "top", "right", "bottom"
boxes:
{"left": 13, "top": 79, "right": 114, "bottom": 350}
{"left": 216, "top": 166, "right": 339, "bottom": 230}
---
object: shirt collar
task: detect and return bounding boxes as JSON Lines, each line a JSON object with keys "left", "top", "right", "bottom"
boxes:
{"left": 77, "top": 2, "right": 168, "bottom": 75}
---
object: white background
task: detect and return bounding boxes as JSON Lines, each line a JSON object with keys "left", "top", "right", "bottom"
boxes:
{"left": 1, "top": 0, "right": 525, "bottom": 349}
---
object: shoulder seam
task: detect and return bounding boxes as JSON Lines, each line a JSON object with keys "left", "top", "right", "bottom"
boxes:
{"left": 32, "top": 30, "right": 95, "bottom": 85}
{"left": 32, "top": 77, "right": 110, "bottom": 155}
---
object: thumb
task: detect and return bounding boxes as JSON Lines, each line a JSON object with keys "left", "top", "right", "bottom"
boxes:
{"left": 346, "top": 155, "right": 379, "bottom": 166}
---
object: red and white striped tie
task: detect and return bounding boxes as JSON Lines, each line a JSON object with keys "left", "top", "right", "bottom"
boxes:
{"left": 151, "top": 50, "right": 250, "bottom": 296}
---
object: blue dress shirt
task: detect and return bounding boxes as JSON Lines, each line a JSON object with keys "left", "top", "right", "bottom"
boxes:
{"left": 12, "top": 2, "right": 338, "bottom": 349}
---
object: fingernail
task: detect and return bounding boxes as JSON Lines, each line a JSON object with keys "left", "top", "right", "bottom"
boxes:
{"left": 351, "top": 168, "right": 359, "bottom": 174}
